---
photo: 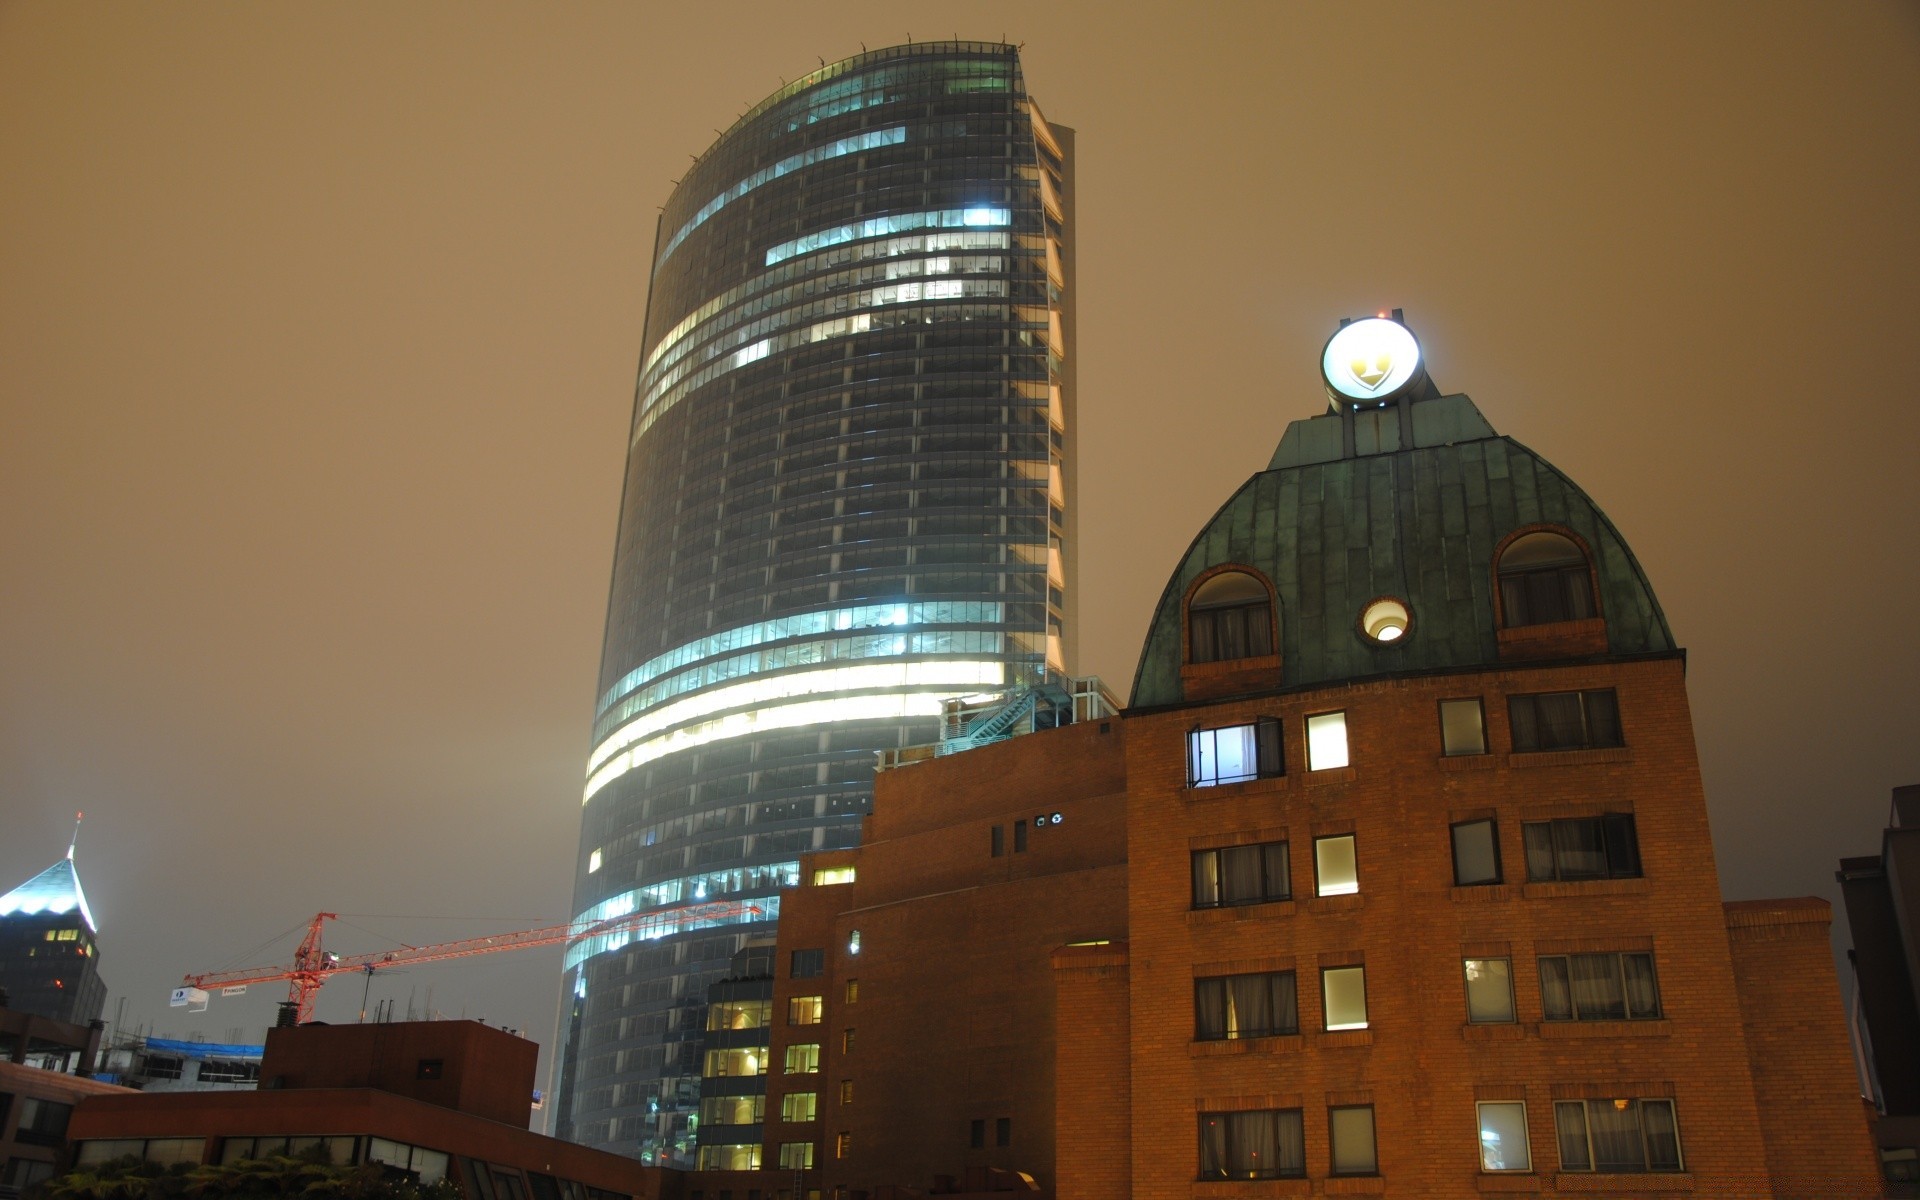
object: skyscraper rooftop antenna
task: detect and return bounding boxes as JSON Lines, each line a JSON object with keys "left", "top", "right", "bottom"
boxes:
{"left": 68, "top": 811, "right": 83, "bottom": 860}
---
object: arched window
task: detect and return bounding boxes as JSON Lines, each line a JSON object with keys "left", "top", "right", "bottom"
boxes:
{"left": 1497, "top": 532, "right": 1595, "bottom": 628}
{"left": 1189, "top": 571, "right": 1275, "bottom": 663}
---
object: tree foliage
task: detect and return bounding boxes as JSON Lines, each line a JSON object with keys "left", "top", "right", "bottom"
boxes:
{"left": 30, "top": 1155, "right": 463, "bottom": 1200}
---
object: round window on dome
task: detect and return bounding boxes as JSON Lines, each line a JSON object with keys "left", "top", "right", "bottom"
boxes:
{"left": 1361, "top": 598, "right": 1411, "bottom": 644}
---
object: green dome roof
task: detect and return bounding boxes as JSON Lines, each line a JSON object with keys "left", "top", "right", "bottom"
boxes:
{"left": 1129, "top": 393, "right": 1675, "bottom": 708}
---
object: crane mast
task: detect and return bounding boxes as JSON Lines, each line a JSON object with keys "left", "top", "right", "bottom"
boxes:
{"left": 179, "top": 901, "right": 763, "bottom": 1023}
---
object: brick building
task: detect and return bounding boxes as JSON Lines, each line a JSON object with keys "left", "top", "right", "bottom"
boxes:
{"left": 709, "top": 314, "right": 1882, "bottom": 1198}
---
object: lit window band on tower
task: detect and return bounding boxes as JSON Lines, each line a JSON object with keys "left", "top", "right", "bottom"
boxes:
{"left": 554, "top": 43, "right": 1075, "bottom": 1165}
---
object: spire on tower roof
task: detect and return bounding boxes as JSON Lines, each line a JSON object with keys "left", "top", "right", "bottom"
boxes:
{"left": 0, "top": 849, "right": 98, "bottom": 934}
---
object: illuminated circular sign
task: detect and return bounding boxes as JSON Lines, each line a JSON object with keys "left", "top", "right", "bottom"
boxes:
{"left": 1322, "top": 317, "right": 1422, "bottom": 403}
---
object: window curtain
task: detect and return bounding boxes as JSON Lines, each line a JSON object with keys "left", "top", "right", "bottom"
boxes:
{"left": 1553, "top": 820, "right": 1607, "bottom": 878}
{"left": 1537, "top": 692, "right": 1585, "bottom": 748}
{"left": 1569, "top": 954, "right": 1626, "bottom": 1019}
{"left": 1227, "top": 974, "right": 1273, "bottom": 1038}
{"left": 1220, "top": 844, "right": 1263, "bottom": 902}
{"left": 1585, "top": 1101, "right": 1644, "bottom": 1171}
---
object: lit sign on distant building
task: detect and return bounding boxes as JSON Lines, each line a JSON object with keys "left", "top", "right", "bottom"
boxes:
{"left": 1322, "top": 316, "right": 1421, "bottom": 403}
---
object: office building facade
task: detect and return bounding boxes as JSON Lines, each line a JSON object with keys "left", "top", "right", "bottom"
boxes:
{"left": 0, "top": 851, "right": 107, "bottom": 1027}
{"left": 556, "top": 43, "right": 1075, "bottom": 1163}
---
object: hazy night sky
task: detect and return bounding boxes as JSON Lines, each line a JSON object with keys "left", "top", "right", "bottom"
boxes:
{"left": 3, "top": 3, "right": 1916, "bottom": 1094}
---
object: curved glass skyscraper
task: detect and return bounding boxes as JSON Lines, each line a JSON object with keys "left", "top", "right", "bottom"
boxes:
{"left": 554, "top": 43, "right": 1074, "bottom": 1162}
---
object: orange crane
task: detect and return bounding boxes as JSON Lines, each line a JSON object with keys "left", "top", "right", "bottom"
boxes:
{"left": 177, "top": 901, "right": 763, "bottom": 1024}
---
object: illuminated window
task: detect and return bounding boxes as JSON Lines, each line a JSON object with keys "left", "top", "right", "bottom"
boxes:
{"left": 1555, "top": 1099, "right": 1683, "bottom": 1172}
{"left": 1306, "top": 711, "right": 1349, "bottom": 770}
{"left": 587, "top": 849, "right": 602, "bottom": 874}
{"left": 707, "top": 999, "right": 771, "bottom": 1030}
{"left": 1464, "top": 958, "right": 1516, "bottom": 1024}
{"left": 1450, "top": 819, "right": 1501, "bottom": 886}
{"left": 1321, "top": 966, "right": 1368, "bottom": 1031}
{"left": 1197, "top": 1109, "right": 1304, "bottom": 1179}
{"left": 842, "top": 1027, "right": 856, "bottom": 1053}
{"left": 782, "top": 1092, "right": 818, "bottom": 1122}
{"left": 1478, "top": 1102, "right": 1531, "bottom": 1172}
{"left": 784, "top": 1043, "right": 820, "bottom": 1074}
{"left": 1359, "top": 598, "right": 1409, "bottom": 644}
{"left": 844, "top": 979, "right": 859, "bottom": 1003}
{"left": 1314, "top": 835, "right": 1359, "bottom": 896}
{"left": 839, "top": 1079, "right": 853, "bottom": 1106}
{"left": 1539, "top": 953, "right": 1661, "bottom": 1021}
{"left": 847, "top": 929, "right": 862, "bottom": 955}
{"left": 812, "top": 866, "right": 855, "bottom": 885}
{"left": 1194, "top": 971, "right": 1297, "bottom": 1040}
{"left": 1439, "top": 698, "right": 1487, "bottom": 756}
{"left": 1329, "top": 1106, "right": 1377, "bottom": 1176}
{"left": 1188, "top": 571, "right": 1275, "bottom": 663}
{"left": 1523, "top": 815, "right": 1640, "bottom": 881}
{"left": 1187, "top": 719, "right": 1282, "bottom": 787}
{"left": 1498, "top": 531, "right": 1595, "bottom": 627}
{"left": 1191, "top": 841, "right": 1290, "bottom": 908}
{"left": 702, "top": 1047, "right": 765, "bottom": 1077}
{"left": 788, "top": 996, "right": 824, "bottom": 1025}
{"left": 778, "top": 1142, "right": 815, "bottom": 1170}
{"left": 835, "top": 1131, "right": 853, "bottom": 1160}
{"left": 1508, "top": 689, "right": 1621, "bottom": 752}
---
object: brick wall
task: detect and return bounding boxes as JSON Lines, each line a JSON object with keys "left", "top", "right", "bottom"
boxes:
{"left": 1726, "top": 898, "right": 1885, "bottom": 1197}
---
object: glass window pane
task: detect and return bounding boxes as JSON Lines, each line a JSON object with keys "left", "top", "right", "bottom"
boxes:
{"left": 1194, "top": 978, "right": 1227, "bottom": 1041}
{"left": 1451, "top": 820, "right": 1499, "bottom": 885}
{"left": 1478, "top": 1102, "right": 1530, "bottom": 1172}
{"left": 1322, "top": 966, "right": 1368, "bottom": 1030}
{"left": 1464, "top": 958, "right": 1515, "bottom": 1023}
{"left": 1439, "top": 699, "right": 1486, "bottom": 755}
{"left": 1624, "top": 953, "right": 1661, "bottom": 1018}
{"left": 1261, "top": 841, "right": 1291, "bottom": 901}
{"left": 1306, "top": 712, "right": 1349, "bottom": 770}
{"left": 1329, "top": 1106, "right": 1376, "bottom": 1175}
{"left": 1642, "top": 1100, "right": 1682, "bottom": 1171}
{"left": 1192, "top": 849, "right": 1222, "bottom": 907}
{"left": 1540, "top": 957, "right": 1573, "bottom": 1021}
{"left": 1523, "top": 822, "right": 1557, "bottom": 880}
{"left": 1315, "top": 835, "right": 1359, "bottom": 896}
{"left": 1555, "top": 1102, "right": 1591, "bottom": 1170}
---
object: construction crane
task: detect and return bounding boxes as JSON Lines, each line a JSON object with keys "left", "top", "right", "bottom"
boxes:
{"left": 176, "top": 901, "right": 763, "bottom": 1025}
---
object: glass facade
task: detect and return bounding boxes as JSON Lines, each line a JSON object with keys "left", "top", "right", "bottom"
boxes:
{"left": 554, "top": 43, "right": 1073, "bottom": 1163}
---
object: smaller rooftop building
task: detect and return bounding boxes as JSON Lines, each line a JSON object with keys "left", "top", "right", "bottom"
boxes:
{"left": 1838, "top": 782, "right": 1920, "bottom": 1191}
{"left": 67, "top": 1022, "right": 670, "bottom": 1200}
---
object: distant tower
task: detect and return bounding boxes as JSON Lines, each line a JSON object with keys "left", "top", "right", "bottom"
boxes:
{"left": 555, "top": 42, "right": 1075, "bottom": 1163}
{"left": 0, "top": 823, "right": 108, "bottom": 1025}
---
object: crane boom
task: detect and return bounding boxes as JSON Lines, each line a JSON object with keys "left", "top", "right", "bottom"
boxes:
{"left": 180, "top": 901, "right": 763, "bottom": 1023}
